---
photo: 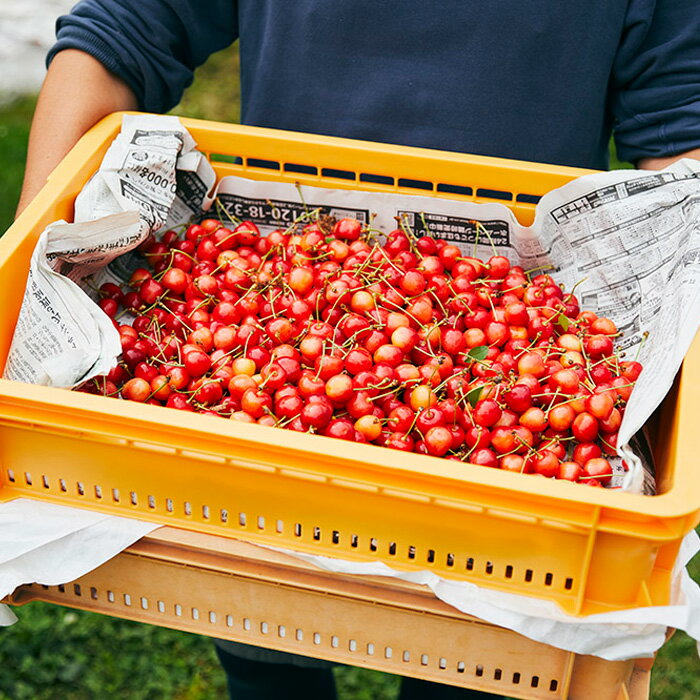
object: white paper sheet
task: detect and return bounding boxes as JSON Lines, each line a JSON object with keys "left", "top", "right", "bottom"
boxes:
{"left": 0, "top": 499, "right": 157, "bottom": 626}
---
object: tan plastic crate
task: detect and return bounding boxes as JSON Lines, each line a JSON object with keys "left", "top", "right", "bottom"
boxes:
{"left": 5, "top": 528, "right": 648, "bottom": 699}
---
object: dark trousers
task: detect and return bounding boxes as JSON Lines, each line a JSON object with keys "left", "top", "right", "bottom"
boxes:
{"left": 216, "top": 646, "right": 497, "bottom": 699}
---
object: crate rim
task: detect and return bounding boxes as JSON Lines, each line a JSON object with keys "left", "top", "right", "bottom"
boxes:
{"left": 148, "top": 112, "right": 595, "bottom": 177}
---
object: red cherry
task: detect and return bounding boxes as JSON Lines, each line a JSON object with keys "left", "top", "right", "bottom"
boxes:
{"left": 572, "top": 412, "right": 599, "bottom": 443}
{"left": 583, "top": 457, "right": 613, "bottom": 484}
{"left": 572, "top": 442, "right": 602, "bottom": 466}
{"left": 333, "top": 217, "right": 363, "bottom": 241}
{"left": 533, "top": 450, "right": 560, "bottom": 478}
{"left": 121, "top": 377, "right": 150, "bottom": 402}
{"left": 424, "top": 426, "right": 453, "bottom": 457}
{"left": 470, "top": 448, "right": 499, "bottom": 468}
{"left": 473, "top": 399, "right": 501, "bottom": 428}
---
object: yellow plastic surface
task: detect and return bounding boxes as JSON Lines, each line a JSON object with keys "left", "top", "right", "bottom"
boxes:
{"left": 0, "top": 113, "right": 698, "bottom": 617}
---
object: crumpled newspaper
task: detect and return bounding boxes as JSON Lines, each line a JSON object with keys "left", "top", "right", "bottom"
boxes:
{"left": 3, "top": 114, "right": 215, "bottom": 387}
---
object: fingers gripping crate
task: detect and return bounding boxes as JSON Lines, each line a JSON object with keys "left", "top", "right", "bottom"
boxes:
{"left": 0, "top": 114, "right": 699, "bottom": 617}
{"left": 5, "top": 528, "right": 641, "bottom": 700}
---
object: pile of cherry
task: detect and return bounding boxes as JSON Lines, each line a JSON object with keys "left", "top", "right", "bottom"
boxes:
{"left": 84, "top": 214, "right": 642, "bottom": 487}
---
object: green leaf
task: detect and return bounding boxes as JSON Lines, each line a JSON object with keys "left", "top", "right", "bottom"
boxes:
{"left": 466, "top": 385, "right": 485, "bottom": 407}
{"left": 555, "top": 313, "right": 570, "bottom": 332}
{"left": 467, "top": 345, "right": 489, "bottom": 361}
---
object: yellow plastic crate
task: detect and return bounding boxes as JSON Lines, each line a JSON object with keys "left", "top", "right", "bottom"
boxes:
{"left": 0, "top": 113, "right": 698, "bottom": 616}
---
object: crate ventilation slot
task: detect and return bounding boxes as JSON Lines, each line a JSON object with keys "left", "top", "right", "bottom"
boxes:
{"left": 476, "top": 187, "right": 512, "bottom": 202}
{"left": 246, "top": 158, "right": 280, "bottom": 171}
{"left": 321, "top": 167, "right": 355, "bottom": 181}
{"left": 516, "top": 193, "right": 541, "bottom": 204}
{"left": 284, "top": 163, "right": 317, "bottom": 175}
{"left": 398, "top": 177, "right": 432, "bottom": 191}
{"left": 437, "top": 183, "right": 473, "bottom": 196}
{"left": 360, "top": 173, "right": 394, "bottom": 185}
{"left": 209, "top": 153, "right": 240, "bottom": 165}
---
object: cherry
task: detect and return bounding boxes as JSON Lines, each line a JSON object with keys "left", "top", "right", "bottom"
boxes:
{"left": 572, "top": 412, "right": 599, "bottom": 443}
{"left": 301, "top": 401, "right": 333, "bottom": 429}
{"left": 354, "top": 415, "right": 382, "bottom": 441}
{"left": 316, "top": 417, "right": 353, "bottom": 440}
{"left": 167, "top": 394, "right": 194, "bottom": 411}
{"left": 584, "top": 334, "right": 614, "bottom": 358}
{"left": 533, "top": 449, "right": 560, "bottom": 478}
{"left": 325, "top": 374, "right": 354, "bottom": 403}
{"left": 557, "top": 461, "right": 582, "bottom": 482}
{"left": 473, "top": 399, "right": 501, "bottom": 428}
{"left": 344, "top": 348, "right": 373, "bottom": 375}
{"left": 184, "top": 349, "right": 212, "bottom": 378}
{"left": 121, "top": 377, "right": 151, "bottom": 402}
{"left": 424, "top": 426, "right": 453, "bottom": 456}
{"left": 276, "top": 394, "right": 304, "bottom": 419}
{"left": 500, "top": 454, "right": 529, "bottom": 473}
{"left": 260, "top": 362, "right": 288, "bottom": 391}
{"left": 519, "top": 406, "right": 547, "bottom": 432}
{"left": 583, "top": 457, "right": 613, "bottom": 484}
{"left": 487, "top": 255, "right": 511, "bottom": 280}
{"left": 240, "top": 389, "right": 271, "bottom": 418}
{"left": 548, "top": 403, "right": 575, "bottom": 431}
{"left": 585, "top": 392, "right": 615, "bottom": 420}
{"left": 409, "top": 385, "right": 437, "bottom": 411}
{"left": 549, "top": 369, "right": 580, "bottom": 394}
{"left": 572, "top": 442, "right": 602, "bottom": 466}
{"left": 465, "top": 426, "right": 492, "bottom": 450}
{"left": 599, "top": 407, "right": 622, "bottom": 433}
{"left": 470, "top": 448, "right": 499, "bottom": 468}
{"left": 503, "top": 384, "right": 532, "bottom": 413}
{"left": 517, "top": 351, "right": 546, "bottom": 378}
{"left": 415, "top": 407, "right": 446, "bottom": 433}
{"left": 333, "top": 218, "right": 362, "bottom": 241}
{"left": 620, "top": 361, "right": 643, "bottom": 382}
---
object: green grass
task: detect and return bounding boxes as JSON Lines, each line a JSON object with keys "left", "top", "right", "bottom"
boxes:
{"left": 0, "top": 601, "right": 400, "bottom": 700}
{"left": 0, "top": 95, "right": 36, "bottom": 233}
{"left": 0, "top": 46, "right": 698, "bottom": 699}
{"left": 172, "top": 45, "right": 241, "bottom": 124}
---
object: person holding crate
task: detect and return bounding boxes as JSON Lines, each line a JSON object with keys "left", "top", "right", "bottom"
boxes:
{"left": 16, "top": 1, "right": 700, "bottom": 699}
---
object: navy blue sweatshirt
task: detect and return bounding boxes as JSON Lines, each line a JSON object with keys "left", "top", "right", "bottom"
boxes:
{"left": 49, "top": 1, "right": 700, "bottom": 170}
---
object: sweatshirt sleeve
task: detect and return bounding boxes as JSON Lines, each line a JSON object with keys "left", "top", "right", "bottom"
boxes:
{"left": 47, "top": 0, "right": 238, "bottom": 113}
{"left": 611, "top": 0, "right": 700, "bottom": 164}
